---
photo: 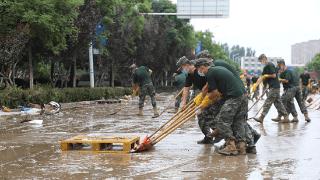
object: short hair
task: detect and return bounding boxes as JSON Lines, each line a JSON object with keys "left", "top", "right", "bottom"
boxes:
{"left": 258, "top": 54, "right": 267, "bottom": 61}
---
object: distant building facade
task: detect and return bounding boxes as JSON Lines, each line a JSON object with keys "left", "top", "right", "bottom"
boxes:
{"left": 240, "top": 56, "right": 282, "bottom": 75}
{"left": 291, "top": 39, "right": 320, "bottom": 64}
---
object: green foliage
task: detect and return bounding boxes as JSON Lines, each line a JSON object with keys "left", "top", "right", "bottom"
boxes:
{"left": 307, "top": 53, "right": 320, "bottom": 71}
{"left": 195, "top": 30, "right": 240, "bottom": 72}
{"left": 0, "top": 86, "right": 131, "bottom": 108}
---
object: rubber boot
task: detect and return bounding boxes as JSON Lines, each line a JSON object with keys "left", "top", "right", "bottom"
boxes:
{"left": 253, "top": 133, "right": 261, "bottom": 144}
{"left": 197, "top": 136, "right": 214, "bottom": 144}
{"left": 253, "top": 114, "right": 265, "bottom": 123}
{"left": 271, "top": 115, "right": 282, "bottom": 122}
{"left": 246, "top": 146, "right": 257, "bottom": 154}
{"left": 291, "top": 116, "right": 299, "bottom": 123}
{"left": 218, "top": 139, "right": 239, "bottom": 156}
{"left": 237, "top": 141, "right": 247, "bottom": 155}
{"left": 281, "top": 115, "right": 290, "bottom": 123}
{"left": 152, "top": 107, "right": 159, "bottom": 118}
{"left": 304, "top": 113, "right": 311, "bottom": 122}
{"left": 138, "top": 108, "right": 143, "bottom": 116}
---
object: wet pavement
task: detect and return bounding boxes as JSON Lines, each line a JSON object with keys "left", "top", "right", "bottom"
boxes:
{"left": 1, "top": 93, "right": 320, "bottom": 179}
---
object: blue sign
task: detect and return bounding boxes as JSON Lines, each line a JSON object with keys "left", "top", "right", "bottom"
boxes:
{"left": 94, "top": 22, "right": 108, "bottom": 47}
{"left": 195, "top": 41, "right": 202, "bottom": 55}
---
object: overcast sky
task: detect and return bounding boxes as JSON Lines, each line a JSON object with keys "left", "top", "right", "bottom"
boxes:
{"left": 171, "top": 0, "right": 320, "bottom": 64}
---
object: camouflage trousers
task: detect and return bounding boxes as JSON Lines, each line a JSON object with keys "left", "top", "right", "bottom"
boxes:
{"left": 293, "top": 86, "right": 308, "bottom": 114}
{"left": 199, "top": 97, "right": 258, "bottom": 145}
{"left": 281, "top": 87, "right": 298, "bottom": 117}
{"left": 139, "top": 83, "right": 157, "bottom": 108}
{"left": 215, "top": 95, "right": 248, "bottom": 142}
{"left": 301, "top": 85, "right": 309, "bottom": 101}
{"left": 261, "top": 88, "right": 288, "bottom": 117}
{"left": 197, "top": 99, "right": 225, "bottom": 137}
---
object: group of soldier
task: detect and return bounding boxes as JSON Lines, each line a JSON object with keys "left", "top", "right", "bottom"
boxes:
{"left": 129, "top": 50, "right": 313, "bottom": 156}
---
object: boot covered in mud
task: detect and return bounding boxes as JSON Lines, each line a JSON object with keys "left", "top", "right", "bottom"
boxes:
{"left": 237, "top": 141, "right": 247, "bottom": 155}
{"left": 253, "top": 114, "right": 265, "bottom": 123}
{"left": 291, "top": 116, "right": 299, "bottom": 123}
{"left": 218, "top": 138, "right": 239, "bottom": 156}
{"left": 197, "top": 136, "right": 214, "bottom": 144}
{"left": 152, "top": 107, "right": 159, "bottom": 118}
{"left": 304, "top": 113, "right": 311, "bottom": 122}
{"left": 271, "top": 115, "right": 282, "bottom": 122}
{"left": 246, "top": 146, "right": 257, "bottom": 154}
{"left": 281, "top": 115, "right": 290, "bottom": 123}
{"left": 138, "top": 108, "right": 143, "bottom": 116}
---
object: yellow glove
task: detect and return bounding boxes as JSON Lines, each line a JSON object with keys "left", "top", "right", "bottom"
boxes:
{"left": 262, "top": 74, "right": 269, "bottom": 80}
{"left": 132, "top": 85, "right": 139, "bottom": 96}
{"left": 199, "top": 95, "right": 213, "bottom": 109}
{"left": 251, "top": 83, "right": 258, "bottom": 92}
{"left": 193, "top": 93, "right": 204, "bottom": 106}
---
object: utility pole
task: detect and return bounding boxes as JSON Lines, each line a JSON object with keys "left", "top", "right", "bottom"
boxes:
{"left": 89, "top": 42, "right": 94, "bottom": 88}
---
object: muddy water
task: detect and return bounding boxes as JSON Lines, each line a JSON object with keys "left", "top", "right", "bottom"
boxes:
{"left": 1, "top": 93, "right": 320, "bottom": 179}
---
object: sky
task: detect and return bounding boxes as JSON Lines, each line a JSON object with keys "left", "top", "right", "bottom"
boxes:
{"left": 171, "top": 0, "right": 320, "bottom": 64}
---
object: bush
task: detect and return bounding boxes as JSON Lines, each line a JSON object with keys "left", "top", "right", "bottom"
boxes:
{"left": 0, "top": 86, "right": 131, "bottom": 108}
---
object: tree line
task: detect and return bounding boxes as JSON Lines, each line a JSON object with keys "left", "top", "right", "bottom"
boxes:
{"left": 0, "top": 0, "right": 255, "bottom": 89}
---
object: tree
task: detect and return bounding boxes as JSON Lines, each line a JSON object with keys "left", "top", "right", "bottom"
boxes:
{"left": 307, "top": 53, "right": 320, "bottom": 71}
{"left": 0, "top": 0, "right": 83, "bottom": 88}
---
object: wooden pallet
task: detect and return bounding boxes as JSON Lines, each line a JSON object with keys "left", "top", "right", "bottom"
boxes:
{"left": 60, "top": 135, "right": 140, "bottom": 153}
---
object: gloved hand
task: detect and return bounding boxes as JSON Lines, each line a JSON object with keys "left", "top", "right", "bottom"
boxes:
{"left": 132, "top": 85, "right": 139, "bottom": 96}
{"left": 199, "top": 95, "right": 213, "bottom": 109}
{"left": 193, "top": 93, "right": 204, "bottom": 106}
{"left": 251, "top": 83, "right": 258, "bottom": 92}
{"left": 262, "top": 74, "right": 269, "bottom": 80}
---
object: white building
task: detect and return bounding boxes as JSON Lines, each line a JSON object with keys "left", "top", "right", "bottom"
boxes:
{"left": 291, "top": 39, "right": 320, "bottom": 65}
{"left": 240, "top": 56, "right": 282, "bottom": 75}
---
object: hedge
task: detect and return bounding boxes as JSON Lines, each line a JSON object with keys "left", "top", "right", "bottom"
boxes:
{"left": 0, "top": 86, "right": 131, "bottom": 108}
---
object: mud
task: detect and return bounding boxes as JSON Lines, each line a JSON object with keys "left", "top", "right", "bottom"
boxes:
{"left": 1, "top": 93, "right": 320, "bottom": 179}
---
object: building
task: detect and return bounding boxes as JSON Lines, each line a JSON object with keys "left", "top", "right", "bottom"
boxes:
{"left": 291, "top": 39, "right": 320, "bottom": 64}
{"left": 240, "top": 56, "right": 282, "bottom": 75}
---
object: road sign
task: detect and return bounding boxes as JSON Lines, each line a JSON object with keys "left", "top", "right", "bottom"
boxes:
{"left": 177, "top": 0, "right": 229, "bottom": 19}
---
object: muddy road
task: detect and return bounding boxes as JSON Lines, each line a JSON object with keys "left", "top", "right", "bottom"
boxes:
{"left": 1, "top": 93, "right": 320, "bottom": 179}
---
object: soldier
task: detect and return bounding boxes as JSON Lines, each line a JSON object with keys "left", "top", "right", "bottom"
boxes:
{"left": 277, "top": 61, "right": 311, "bottom": 122}
{"left": 277, "top": 60, "right": 298, "bottom": 122}
{"left": 253, "top": 54, "right": 289, "bottom": 123}
{"left": 196, "top": 51, "right": 260, "bottom": 153}
{"left": 173, "top": 58, "right": 188, "bottom": 112}
{"left": 130, "top": 64, "right": 159, "bottom": 118}
{"left": 300, "top": 69, "right": 311, "bottom": 100}
{"left": 177, "top": 56, "right": 211, "bottom": 144}
{"left": 195, "top": 59, "right": 248, "bottom": 156}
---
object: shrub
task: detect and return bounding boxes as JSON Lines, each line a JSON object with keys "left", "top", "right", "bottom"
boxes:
{"left": 0, "top": 86, "right": 131, "bottom": 108}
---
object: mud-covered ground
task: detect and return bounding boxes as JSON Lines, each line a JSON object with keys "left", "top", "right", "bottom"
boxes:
{"left": 1, "top": 93, "right": 320, "bottom": 179}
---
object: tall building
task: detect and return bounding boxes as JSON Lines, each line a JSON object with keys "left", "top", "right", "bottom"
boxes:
{"left": 291, "top": 39, "right": 320, "bottom": 64}
{"left": 240, "top": 56, "right": 281, "bottom": 75}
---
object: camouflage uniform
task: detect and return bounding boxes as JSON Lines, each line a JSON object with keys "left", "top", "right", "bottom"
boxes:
{"left": 139, "top": 83, "right": 157, "bottom": 108}
{"left": 293, "top": 86, "right": 308, "bottom": 114}
{"left": 261, "top": 88, "right": 288, "bottom": 117}
{"left": 197, "top": 99, "right": 225, "bottom": 137}
{"left": 281, "top": 87, "right": 298, "bottom": 117}
{"left": 215, "top": 95, "right": 248, "bottom": 141}
{"left": 301, "top": 85, "right": 309, "bottom": 101}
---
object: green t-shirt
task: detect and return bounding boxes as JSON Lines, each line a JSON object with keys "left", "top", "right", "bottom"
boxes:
{"left": 280, "top": 69, "right": 295, "bottom": 90}
{"left": 174, "top": 72, "right": 187, "bottom": 89}
{"left": 213, "top": 60, "right": 245, "bottom": 93}
{"left": 262, "top": 62, "right": 280, "bottom": 89}
{"left": 206, "top": 66, "right": 244, "bottom": 99}
{"left": 133, "top": 66, "right": 152, "bottom": 86}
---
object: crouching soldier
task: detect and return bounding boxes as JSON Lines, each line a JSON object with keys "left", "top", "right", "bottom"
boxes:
{"left": 130, "top": 64, "right": 159, "bottom": 118}
{"left": 195, "top": 58, "right": 248, "bottom": 156}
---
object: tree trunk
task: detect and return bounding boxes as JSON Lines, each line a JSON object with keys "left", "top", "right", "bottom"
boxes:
{"left": 28, "top": 45, "right": 34, "bottom": 89}
{"left": 50, "top": 59, "right": 55, "bottom": 87}
{"left": 72, "top": 52, "right": 77, "bottom": 87}
{"left": 111, "top": 62, "right": 115, "bottom": 87}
